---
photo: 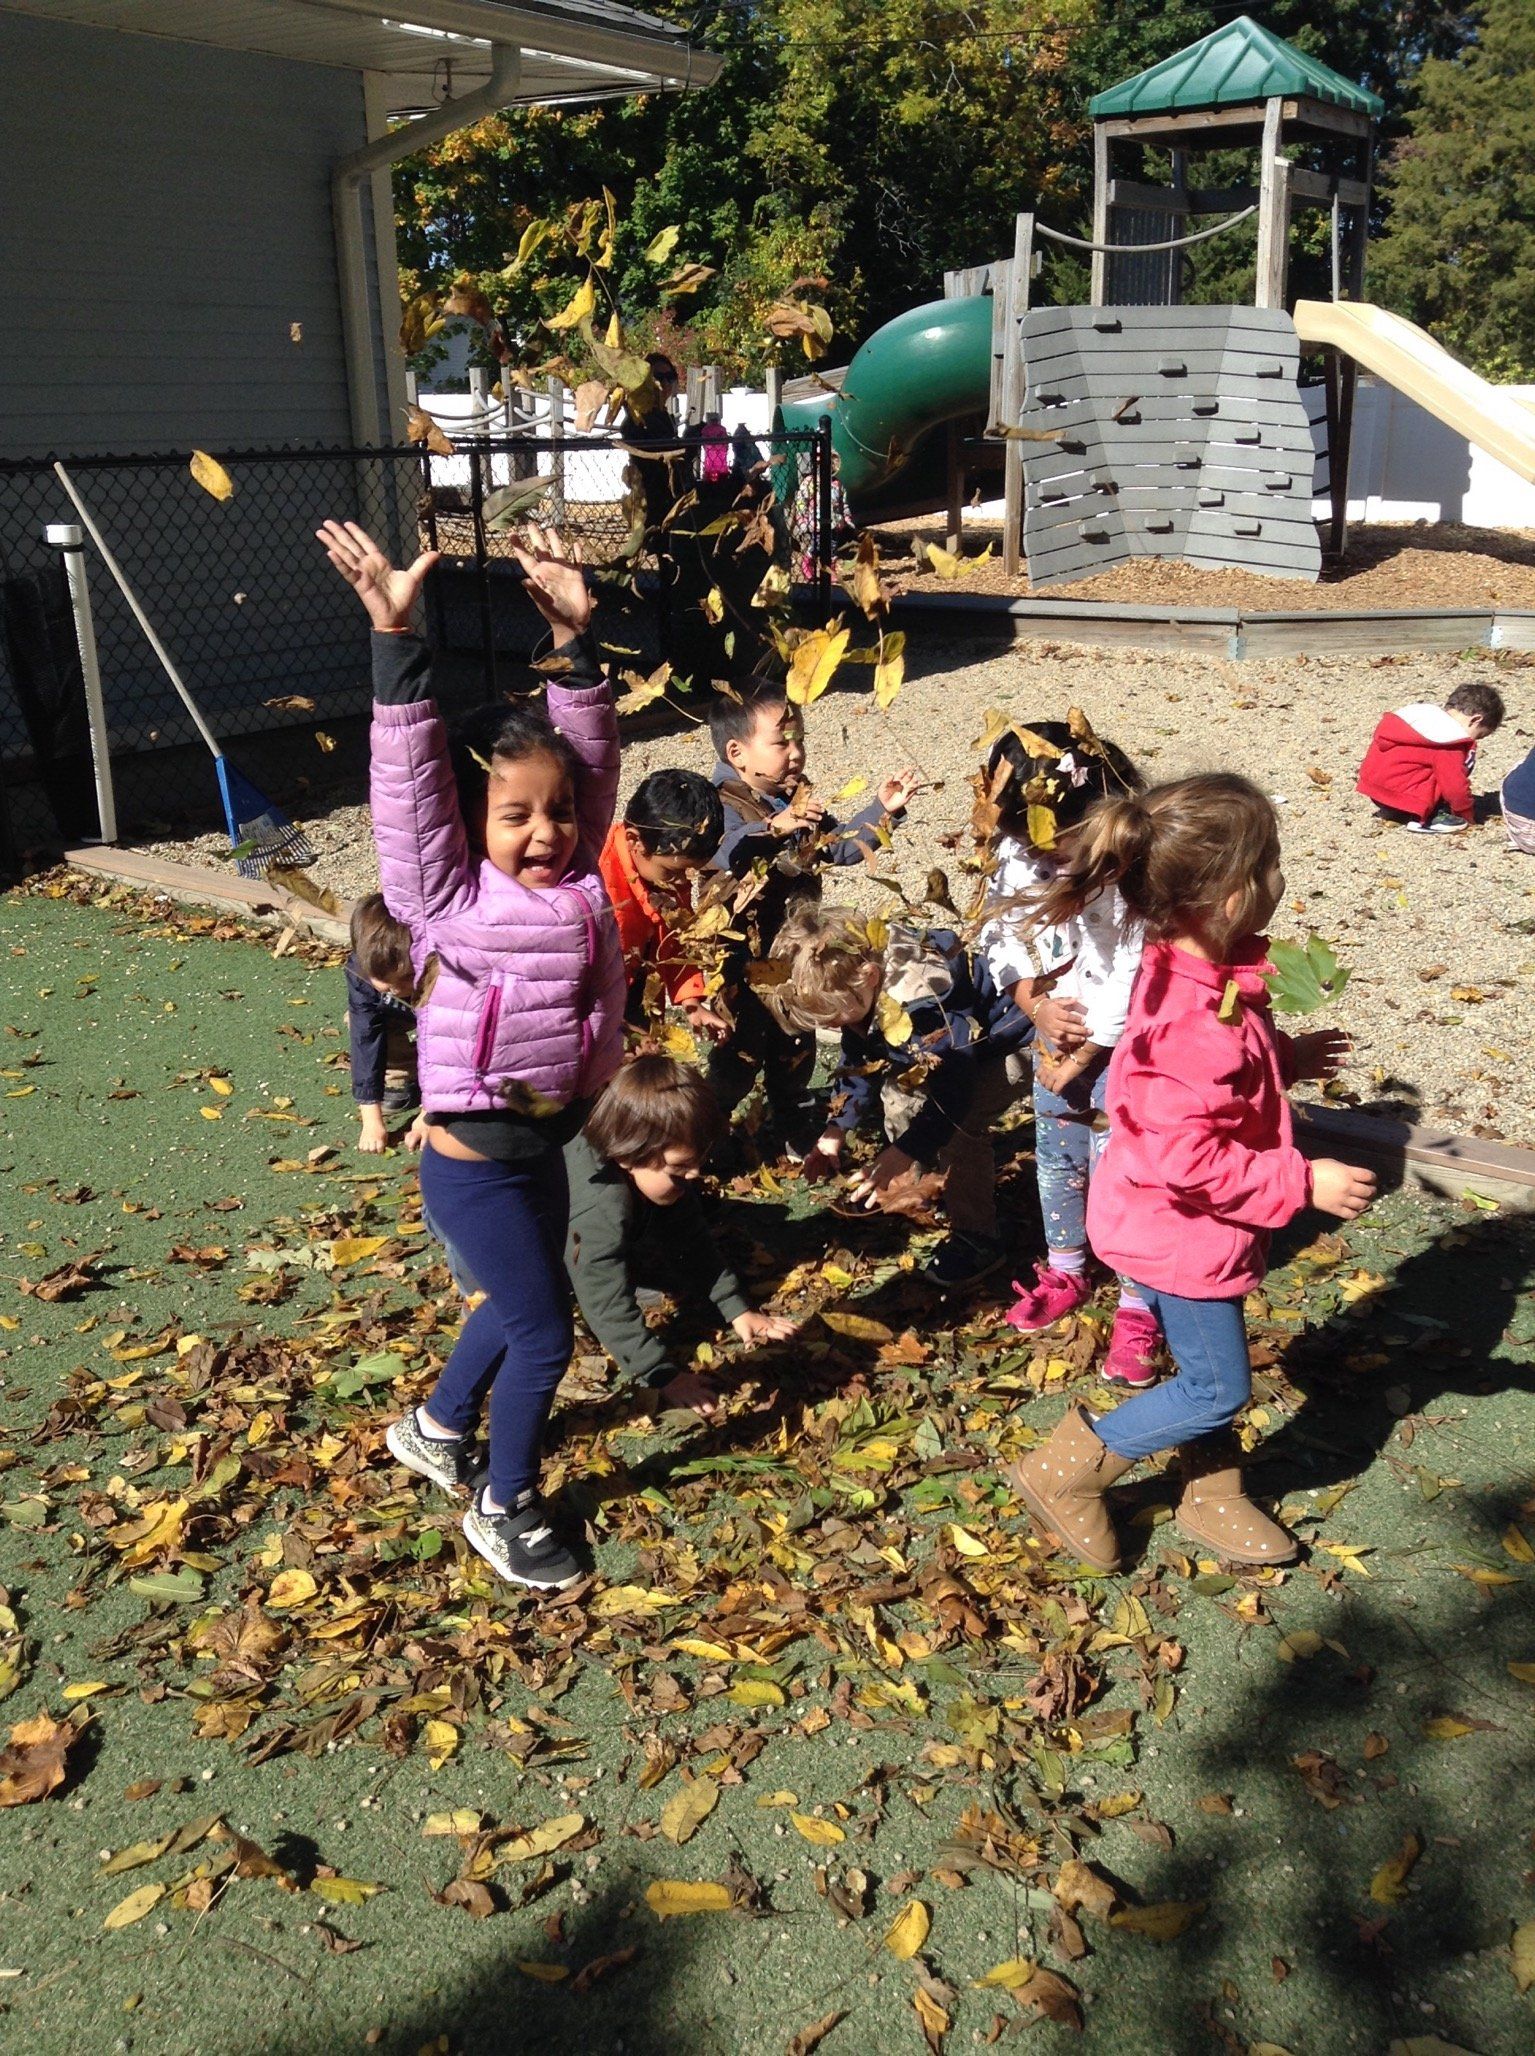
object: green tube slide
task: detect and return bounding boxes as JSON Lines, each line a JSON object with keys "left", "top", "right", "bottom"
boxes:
{"left": 779, "top": 292, "right": 994, "bottom": 505}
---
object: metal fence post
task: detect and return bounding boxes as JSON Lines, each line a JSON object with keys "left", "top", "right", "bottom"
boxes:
{"left": 816, "top": 415, "right": 835, "bottom": 612}
{"left": 469, "top": 445, "right": 498, "bottom": 696}
{"left": 44, "top": 521, "right": 117, "bottom": 843}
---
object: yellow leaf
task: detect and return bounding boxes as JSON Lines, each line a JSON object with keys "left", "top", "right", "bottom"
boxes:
{"left": 832, "top": 777, "right": 869, "bottom": 803}
{"left": 660, "top": 1780, "right": 718, "bottom": 1845}
{"left": 424, "top": 1718, "right": 460, "bottom": 1768}
{"left": 755, "top": 1791, "right": 799, "bottom": 1809}
{"left": 1507, "top": 1661, "right": 1535, "bottom": 1684}
{"left": 1216, "top": 978, "right": 1242, "bottom": 1025}
{"left": 1110, "top": 1899, "right": 1206, "bottom": 1941}
{"left": 589, "top": 1585, "right": 677, "bottom": 1618}
{"left": 786, "top": 626, "right": 850, "bottom": 708}
{"left": 1276, "top": 1629, "right": 1323, "bottom": 1662}
{"left": 645, "top": 1879, "right": 733, "bottom": 1918}
{"left": 925, "top": 542, "right": 961, "bottom": 579}
{"left": 516, "top": 1962, "right": 570, "bottom": 1982}
{"left": 727, "top": 1679, "right": 785, "bottom": 1709}
{"left": 61, "top": 1681, "right": 110, "bottom": 1703}
{"left": 1094, "top": 1789, "right": 1142, "bottom": 1819}
{"left": 790, "top": 1813, "right": 844, "bottom": 1846}
{"left": 700, "top": 586, "right": 725, "bottom": 625}
{"left": 266, "top": 1569, "right": 318, "bottom": 1612}
{"left": 820, "top": 1312, "right": 893, "bottom": 1343}
{"left": 1512, "top": 1917, "right": 1535, "bottom": 1993}
{"left": 1318, "top": 1542, "right": 1373, "bottom": 1577}
{"left": 883, "top": 1899, "right": 930, "bottom": 1960}
{"left": 1501, "top": 1524, "right": 1535, "bottom": 1563}
{"left": 199, "top": 1105, "right": 222, "bottom": 1121}
{"left": 672, "top": 1639, "right": 734, "bottom": 1664}
{"left": 873, "top": 631, "right": 906, "bottom": 711}
{"left": 423, "top": 1810, "right": 483, "bottom": 1837}
{"left": 1369, "top": 1831, "right": 1421, "bottom": 1905}
{"left": 496, "top": 1813, "right": 584, "bottom": 1865}
{"left": 209, "top": 1076, "right": 233, "bottom": 1096}
{"left": 189, "top": 450, "right": 235, "bottom": 502}
{"left": 643, "top": 225, "right": 681, "bottom": 267}
{"left": 875, "top": 989, "right": 913, "bottom": 1046}
{"left": 310, "top": 1876, "right": 383, "bottom": 1906}
{"left": 103, "top": 1882, "right": 165, "bottom": 1931}
{"left": 1026, "top": 803, "right": 1056, "bottom": 853}
{"left": 975, "top": 1958, "right": 1036, "bottom": 1990}
{"left": 331, "top": 1235, "right": 388, "bottom": 1268}
{"left": 1422, "top": 1716, "right": 1475, "bottom": 1740}
{"left": 913, "top": 1988, "right": 950, "bottom": 2039}
{"left": 947, "top": 1524, "right": 988, "bottom": 1560}
{"left": 1055, "top": 1858, "right": 1118, "bottom": 1920}
{"left": 545, "top": 272, "right": 596, "bottom": 333}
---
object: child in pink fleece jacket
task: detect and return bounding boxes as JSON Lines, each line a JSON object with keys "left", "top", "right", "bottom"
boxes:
{"left": 1008, "top": 773, "right": 1376, "bottom": 1574}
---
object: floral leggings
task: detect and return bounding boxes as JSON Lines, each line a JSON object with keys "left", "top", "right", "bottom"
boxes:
{"left": 1033, "top": 1054, "right": 1130, "bottom": 1291}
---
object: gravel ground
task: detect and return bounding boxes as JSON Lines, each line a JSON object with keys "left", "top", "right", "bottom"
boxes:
{"left": 135, "top": 634, "right": 1535, "bottom": 1145}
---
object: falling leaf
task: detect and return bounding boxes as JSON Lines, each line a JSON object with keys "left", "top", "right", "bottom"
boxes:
{"left": 1369, "top": 1832, "right": 1421, "bottom": 1905}
{"left": 1109, "top": 1900, "right": 1206, "bottom": 1941}
{"left": 545, "top": 273, "right": 597, "bottom": 334}
{"left": 405, "top": 408, "right": 454, "bottom": 458}
{"left": 1217, "top": 978, "right": 1242, "bottom": 1025}
{"left": 660, "top": 1779, "right": 718, "bottom": 1845}
{"left": 315, "top": 732, "right": 337, "bottom": 754}
{"left": 645, "top": 1879, "right": 733, "bottom": 1918}
{"left": 786, "top": 626, "right": 850, "bottom": 708}
{"left": 790, "top": 1813, "right": 845, "bottom": 1847}
{"left": 876, "top": 990, "right": 913, "bottom": 1046}
{"left": 873, "top": 632, "right": 907, "bottom": 711}
{"left": 103, "top": 1883, "right": 165, "bottom": 1931}
{"left": 883, "top": 1899, "right": 930, "bottom": 1959}
{"left": 643, "top": 225, "right": 682, "bottom": 267}
{"left": 189, "top": 451, "right": 235, "bottom": 503}
{"left": 1026, "top": 803, "right": 1056, "bottom": 853}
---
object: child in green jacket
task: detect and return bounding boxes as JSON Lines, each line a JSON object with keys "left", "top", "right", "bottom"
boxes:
{"left": 564, "top": 1057, "right": 797, "bottom": 1417}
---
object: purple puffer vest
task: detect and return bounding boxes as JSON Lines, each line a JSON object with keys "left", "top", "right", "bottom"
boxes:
{"left": 370, "top": 677, "right": 626, "bottom": 1114}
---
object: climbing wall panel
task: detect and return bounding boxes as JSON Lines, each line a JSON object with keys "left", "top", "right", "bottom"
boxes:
{"left": 1019, "top": 306, "right": 1321, "bottom": 587}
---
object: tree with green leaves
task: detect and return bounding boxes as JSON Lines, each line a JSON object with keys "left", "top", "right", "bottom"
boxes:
{"left": 1372, "top": 0, "right": 1535, "bottom": 378}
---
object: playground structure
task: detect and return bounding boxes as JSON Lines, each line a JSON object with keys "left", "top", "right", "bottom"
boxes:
{"left": 780, "top": 18, "right": 1535, "bottom": 588}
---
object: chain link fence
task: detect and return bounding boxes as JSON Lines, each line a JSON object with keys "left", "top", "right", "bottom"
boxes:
{"left": 0, "top": 423, "right": 833, "bottom": 859}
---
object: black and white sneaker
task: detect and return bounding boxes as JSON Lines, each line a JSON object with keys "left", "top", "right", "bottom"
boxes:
{"left": 462, "top": 1488, "right": 584, "bottom": 1593}
{"left": 385, "top": 1408, "right": 485, "bottom": 1495}
{"left": 922, "top": 1231, "right": 1008, "bottom": 1292}
{"left": 1406, "top": 813, "right": 1467, "bottom": 835}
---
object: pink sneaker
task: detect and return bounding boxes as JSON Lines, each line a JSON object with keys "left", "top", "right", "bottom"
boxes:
{"left": 1102, "top": 1302, "right": 1161, "bottom": 1387}
{"left": 1004, "top": 1262, "right": 1092, "bottom": 1332}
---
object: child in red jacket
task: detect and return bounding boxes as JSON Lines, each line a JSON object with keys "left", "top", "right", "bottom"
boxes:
{"left": 1356, "top": 680, "right": 1503, "bottom": 833}
{"left": 599, "top": 770, "right": 728, "bottom": 1040}
{"left": 1008, "top": 774, "right": 1376, "bottom": 1573}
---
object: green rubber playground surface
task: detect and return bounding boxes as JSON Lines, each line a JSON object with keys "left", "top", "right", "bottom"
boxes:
{"left": 1, "top": 876, "right": 1533, "bottom": 2056}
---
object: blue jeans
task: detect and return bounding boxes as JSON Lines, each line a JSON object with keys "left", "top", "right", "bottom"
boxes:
{"left": 1094, "top": 1284, "right": 1250, "bottom": 1461}
{"left": 418, "top": 1143, "right": 574, "bottom": 1505}
{"left": 1034, "top": 1059, "right": 1108, "bottom": 1255}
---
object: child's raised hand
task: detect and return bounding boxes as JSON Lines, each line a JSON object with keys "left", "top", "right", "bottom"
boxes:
{"left": 878, "top": 766, "right": 922, "bottom": 813}
{"left": 317, "top": 521, "right": 439, "bottom": 631}
{"left": 1309, "top": 1157, "right": 1377, "bottom": 1220}
{"left": 508, "top": 522, "right": 592, "bottom": 648}
{"left": 1292, "top": 1027, "right": 1352, "bottom": 1082}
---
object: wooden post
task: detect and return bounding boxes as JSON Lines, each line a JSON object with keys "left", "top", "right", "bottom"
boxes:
{"left": 943, "top": 270, "right": 966, "bottom": 547}
{"left": 1002, "top": 212, "right": 1035, "bottom": 579}
{"left": 1090, "top": 124, "right": 1110, "bottom": 306}
{"left": 1168, "top": 148, "right": 1189, "bottom": 305}
{"left": 1255, "top": 98, "right": 1290, "bottom": 309}
{"left": 703, "top": 365, "right": 722, "bottom": 416}
{"left": 546, "top": 375, "right": 566, "bottom": 526}
{"left": 765, "top": 365, "right": 784, "bottom": 426}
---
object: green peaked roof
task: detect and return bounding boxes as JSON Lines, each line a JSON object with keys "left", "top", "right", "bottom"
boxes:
{"left": 1090, "top": 16, "right": 1383, "bottom": 121}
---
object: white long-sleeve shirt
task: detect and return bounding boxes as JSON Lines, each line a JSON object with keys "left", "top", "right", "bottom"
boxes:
{"left": 979, "top": 835, "right": 1144, "bottom": 1048}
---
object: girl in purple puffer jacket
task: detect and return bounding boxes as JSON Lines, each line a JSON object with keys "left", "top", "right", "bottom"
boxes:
{"left": 319, "top": 519, "right": 626, "bottom": 1594}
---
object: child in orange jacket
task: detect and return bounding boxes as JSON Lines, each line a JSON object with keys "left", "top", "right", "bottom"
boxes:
{"left": 600, "top": 769, "right": 728, "bottom": 1038}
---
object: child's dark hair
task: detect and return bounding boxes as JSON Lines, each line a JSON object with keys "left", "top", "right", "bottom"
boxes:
{"left": 585, "top": 1054, "right": 725, "bottom": 1165}
{"left": 349, "top": 893, "right": 414, "bottom": 992}
{"left": 449, "top": 700, "right": 581, "bottom": 843}
{"left": 1445, "top": 680, "right": 1505, "bottom": 733}
{"left": 708, "top": 681, "right": 789, "bottom": 761}
{"left": 1031, "top": 772, "right": 1280, "bottom": 957}
{"left": 986, "top": 718, "right": 1142, "bottom": 843}
{"left": 625, "top": 769, "right": 724, "bottom": 859}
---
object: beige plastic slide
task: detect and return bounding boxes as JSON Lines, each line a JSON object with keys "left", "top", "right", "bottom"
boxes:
{"left": 1292, "top": 298, "right": 1535, "bottom": 485}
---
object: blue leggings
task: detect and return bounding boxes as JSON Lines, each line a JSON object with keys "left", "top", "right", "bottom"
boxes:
{"left": 1094, "top": 1284, "right": 1250, "bottom": 1460}
{"left": 1034, "top": 1061, "right": 1108, "bottom": 1254}
{"left": 417, "top": 1142, "right": 574, "bottom": 1505}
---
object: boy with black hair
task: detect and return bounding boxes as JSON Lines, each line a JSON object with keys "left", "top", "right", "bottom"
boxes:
{"left": 344, "top": 893, "right": 419, "bottom": 1152}
{"left": 1357, "top": 679, "right": 1505, "bottom": 833}
{"left": 706, "top": 680, "right": 919, "bottom": 1152}
{"left": 599, "top": 769, "right": 728, "bottom": 1038}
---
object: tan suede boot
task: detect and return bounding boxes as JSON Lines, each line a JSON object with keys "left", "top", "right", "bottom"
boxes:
{"left": 1173, "top": 1435, "right": 1297, "bottom": 1566}
{"left": 1007, "top": 1405, "right": 1134, "bottom": 1573}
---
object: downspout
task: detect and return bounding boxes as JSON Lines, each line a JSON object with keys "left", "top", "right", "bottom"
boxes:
{"left": 332, "top": 43, "right": 523, "bottom": 447}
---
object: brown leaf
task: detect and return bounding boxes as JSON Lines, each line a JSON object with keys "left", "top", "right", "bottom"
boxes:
{"left": 1054, "top": 1858, "right": 1117, "bottom": 1920}
{"left": 18, "top": 1257, "right": 100, "bottom": 1303}
{"left": 435, "top": 1877, "right": 499, "bottom": 1919}
{"left": 405, "top": 406, "right": 454, "bottom": 458}
{"left": 1293, "top": 1750, "right": 1349, "bottom": 1810}
{"left": 1015, "top": 1966, "right": 1082, "bottom": 2031}
{"left": 570, "top": 1944, "right": 638, "bottom": 1992}
{"left": 786, "top": 2012, "right": 845, "bottom": 2056}
{"left": 0, "top": 1710, "right": 77, "bottom": 1806}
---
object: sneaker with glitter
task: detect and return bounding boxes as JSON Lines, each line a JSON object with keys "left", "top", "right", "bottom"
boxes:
{"left": 385, "top": 1407, "right": 485, "bottom": 1495}
{"left": 1101, "top": 1302, "right": 1162, "bottom": 1387}
{"left": 462, "top": 1488, "right": 584, "bottom": 1592}
{"left": 1004, "top": 1261, "right": 1092, "bottom": 1332}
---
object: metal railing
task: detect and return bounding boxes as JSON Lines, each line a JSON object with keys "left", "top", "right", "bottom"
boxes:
{"left": 0, "top": 422, "right": 833, "bottom": 848}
